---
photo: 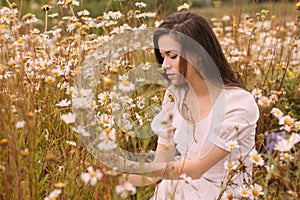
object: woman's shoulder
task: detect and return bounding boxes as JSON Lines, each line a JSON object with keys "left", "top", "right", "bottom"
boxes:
{"left": 223, "top": 86, "right": 259, "bottom": 115}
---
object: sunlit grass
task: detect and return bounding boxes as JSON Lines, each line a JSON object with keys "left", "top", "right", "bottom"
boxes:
{"left": 0, "top": 0, "right": 299, "bottom": 199}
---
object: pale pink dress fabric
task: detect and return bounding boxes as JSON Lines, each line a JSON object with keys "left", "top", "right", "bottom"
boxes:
{"left": 150, "top": 86, "right": 259, "bottom": 200}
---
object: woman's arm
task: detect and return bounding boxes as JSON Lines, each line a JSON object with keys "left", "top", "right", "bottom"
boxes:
{"left": 144, "top": 145, "right": 229, "bottom": 180}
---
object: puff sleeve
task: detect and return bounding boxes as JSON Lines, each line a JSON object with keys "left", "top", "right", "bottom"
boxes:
{"left": 151, "top": 88, "right": 176, "bottom": 145}
{"left": 207, "top": 88, "right": 259, "bottom": 152}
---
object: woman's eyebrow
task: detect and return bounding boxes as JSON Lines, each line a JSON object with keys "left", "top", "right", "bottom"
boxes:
{"left": 159, "top": 50, "right": 178, "bottom": 54}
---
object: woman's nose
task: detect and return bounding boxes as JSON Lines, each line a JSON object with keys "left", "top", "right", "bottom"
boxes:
{"left": 162, "top": 58, "right": 171, "bottom": 69}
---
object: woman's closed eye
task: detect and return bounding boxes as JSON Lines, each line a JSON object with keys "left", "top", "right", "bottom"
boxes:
{"left": 161, "top": 53, "right": 178, "bottom": 60}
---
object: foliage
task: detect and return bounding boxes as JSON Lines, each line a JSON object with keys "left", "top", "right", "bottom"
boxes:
{"left": 0, "top": 0, "right": 299, "bottom": 199}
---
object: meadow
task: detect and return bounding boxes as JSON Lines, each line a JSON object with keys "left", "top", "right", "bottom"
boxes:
{"left": 0, "top": 0, "right": 299, "bottom": 199}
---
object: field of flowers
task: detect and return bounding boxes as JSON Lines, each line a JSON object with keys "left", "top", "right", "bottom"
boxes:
{"left": 0, "top": 0, "right": 299, "bottom": 199}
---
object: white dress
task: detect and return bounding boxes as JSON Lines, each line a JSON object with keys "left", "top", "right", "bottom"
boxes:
{"left": 150, "top": 86, "right": 259, "bottom": 200}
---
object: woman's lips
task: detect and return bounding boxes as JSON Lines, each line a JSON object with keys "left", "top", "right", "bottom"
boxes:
{"left": 167, "top": 73, "right": 175, "bottom": 78}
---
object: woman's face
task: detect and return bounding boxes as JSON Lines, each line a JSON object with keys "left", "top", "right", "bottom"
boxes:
{"left": 158, "top": 34, "right": 200, "bottom": 85}
{"left": 158, "top": 34, "right": 184, "bottom": 85}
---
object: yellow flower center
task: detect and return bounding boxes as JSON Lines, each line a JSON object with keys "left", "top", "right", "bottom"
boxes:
{"left": 45, "top": 77, "right": 55, "bottom": 83}
{"left": 252, "top": 188, "right": 259, "bottom": 196}
{"left": 229, "top": 143, "right": 235, "bottom": 148}
{"left": 252, "top": 155, "right": 259, "bottom": 162}
{"left": 241, "top": 189, "right": 248, "bottom": 195}
{"left": 284, "top": 119, "right": 292, "bottom": 126}
{"left": 122, "top": 80, "right": 131, "bottom": 86}
{"left": 283, "top": 153, "right": 289, "bottom": 160}
{"left": 227, "top": 163, "right": 233, "bottom": 169}
{"left": 104, "top": 127, "right": 111, "bottom": 133}
{"left": 262, "top": 99, "right": 269, "bottom": 104}
{"left": 89, "top": 172, "right": 96, "bottom": 177}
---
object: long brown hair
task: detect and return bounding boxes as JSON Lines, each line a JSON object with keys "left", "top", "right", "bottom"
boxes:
{"left": 153, "top": 12, "right": 246, "bottom": 90}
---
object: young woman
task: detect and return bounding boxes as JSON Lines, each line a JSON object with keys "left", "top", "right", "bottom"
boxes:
{"left": 123, "top": 12, "right": 259, "bottom": 199}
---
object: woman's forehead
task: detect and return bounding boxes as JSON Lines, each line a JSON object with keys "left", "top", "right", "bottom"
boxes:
{"left": 157, "top": 34, "right": 181, "bottom": 53}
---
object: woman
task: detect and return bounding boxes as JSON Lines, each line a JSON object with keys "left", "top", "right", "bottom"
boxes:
{"left": 124, "top": 12, "right": 259, "bottom": 199}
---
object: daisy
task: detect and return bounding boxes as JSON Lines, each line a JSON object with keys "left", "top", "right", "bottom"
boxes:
{"left": 73, "top": 126, "right": 91, "bottom": 137}
{"left": 279, "top": 115, "right": 294, "bottom": 132}
{"left": 177, "top": 3, "right": 190, "bottom": 11}
{"left": 257, "top": 96, "right": 270, "bottom": 107}
{"left": 251, "top": 88, "right": 262, "bottom": 99}
{"left": 15, "top": 120, "right": 26, "bottom": 129}
{"left": 250, "top": 183, "right": 263, "bottom": 199}
{"left": 294, "top": 121, "right": 300, "bottom": 129}
{"left": 224, "top": 160, "right": 238, "bottom": 171}
{"left": 44, "top": 189, "right": 62, "bottom": 200}
{"left": 236, "top": 185, "right": 250, "bottom": 198}
{"left": 280, "top": 152, "right": 294, "bottom": 162}
{"left": 225, "top": 139, "right": 240, "bottom": 149}
{"left": 270, "top": 107, "right": 283, "bottom": 118}
{"left": 115, "top": 182, "right": 136, "bottom": 199}
{"left": 179, "top": 173, "right": 192, "bottom": 184}
{"left": 249, "top": 149, "right": 264, "bottom": 166}
{"left": 135, "top": 2, "right": 147, "bottom": 8}
{"left": 81, "top": 166, "right": 103, "bottom": 186}
{"left": 98, "top": 91, "right": 111, "bottom": 106}
{"left": 269, "top": 94, "right": 278, "bottom": 103}
{"left": 66, "top": 140, "right": 76, "bottom": 147}
{"left": 60, "top": 112, "right": 76, "bottom": 124}
{"left": 56, "top": 99, "right": 71, "bottom": 107}
{"left": 136, "top": 96, "right": 145, "bottom": 109}
{"left": 118, "top": 80, "right": 135, "bottom": 92}
{"left": 274, "top": 133, "right": 300, "bottom": 152}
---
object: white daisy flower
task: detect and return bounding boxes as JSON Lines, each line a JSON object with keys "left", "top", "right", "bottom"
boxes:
{"left": 118, "top": 80, "right": 135, "bottom": 92}
{"left": 274, "top": 133, "right": 300, "bottom": 152}
{"left": 249, "top": 149, "right": 264, "bottom": 166}
{"left": 279, "top": 115, "right": 294, "bottom": 132}
{"left": 60, "top": 112, "right": 76, "bottom": 124}
{"left": 44, "top": 189, "right": 62, "bottom": 200}
{"left": 280, "top": 152, "right": 294, "bottom": 162}
{"left": 270, "top": 107, "right": 283, "bottom": 118}
{"left": 56, "top": 99, "right": 71, "bottom": 107}
{"left": 225, "top": 139, "right": 240, "bottom": 149}
{"left": 251, "top": 88, "right": 262, "bottom": 99}
{"left": 81, "top": 166, "right": 103, "bottom": 186}
{"left": 15, "top": 120, "right": 26, "bottom": 129}
{"left": 115, "top": 182, "right": 136, "bottom": 199}
{"left": 224, "top": 160, "right": 238, "bottom": 171}
{"left": 258, "top": 96, "right": 270, "bottom": 107}
{"left": 179, "top": 173, "right": 192, "bottom": 184}
{"left": 250, "top": 183, "right": 263, "bottom": 198}
{"left": 177, "top": 3, "right": 190, "bottom": 11}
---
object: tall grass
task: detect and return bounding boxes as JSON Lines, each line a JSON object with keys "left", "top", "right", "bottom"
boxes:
{"left": 0, "top": 0, "right": 299, "bottom": 199}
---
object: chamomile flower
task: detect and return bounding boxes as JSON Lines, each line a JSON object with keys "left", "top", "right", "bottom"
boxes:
{"left": 60, "top": 112, "right": 76, "bottom": 124}
{"left": 81, "top": 166, "right": 103, "bottom": 186}
{"left": 274, "top": 133, "right": 300, "bottom": 152}
{"left": 15, "top": 120, "right": 26, "bottom": 129}
{"left": 251, "top": 88, "right": 262, "bottom": 99}
{"left": 225, "top": 139, "right": 240, "bottom": 149}
{"left": 177, "top": 3, "right": 190, "bottom": 11}
{"left": 44, "top": 189, "right": 62, "bottom": 200}
{"left": 224, "top": 160, "right": 238, "bottom": 171}
{"left": 280, "top": 152, "right": 294, "bottom": 162}
{"left": 118, "top": 80, "right": 135, "bottom": 92}
{"left": 115, "top": 182, "right": 136, "bottom": 199}
{"left": 135, "top": 2, "right": 147, "bottom": 8}
{"left": 179, "top": 173, "right": 192, "bottom": 184}
{"left": 56, "top": 99, "right": 71, "bottom": 107}
{"left": 258, "top": 96, "right": 270, "bottom": 107}
{"left": 279, "top": 115, "right": 294, "bottom": 132}
{"left": 236, "top": 185, "right": 250, "bottom": 198}
{"left": 250, "top": 183, "right": 263, "bottom": 198}
{"left": 270, "top": 107, "right": 283, "bottom": 118}
{"left": 249, "top": 148, "right": 265, "bottom": 166}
